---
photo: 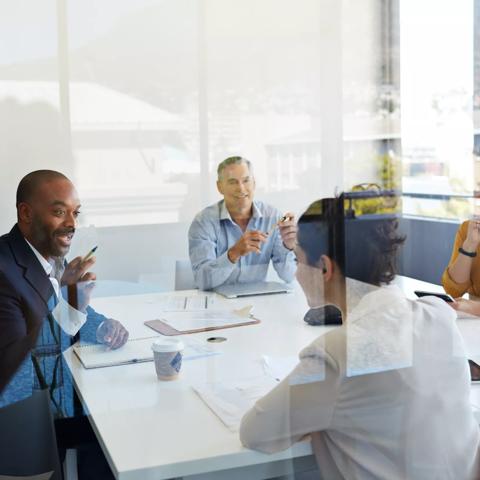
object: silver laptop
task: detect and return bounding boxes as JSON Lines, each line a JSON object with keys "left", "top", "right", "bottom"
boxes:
{"left": 214, "top": 281, "right": 292, "bottom": 299}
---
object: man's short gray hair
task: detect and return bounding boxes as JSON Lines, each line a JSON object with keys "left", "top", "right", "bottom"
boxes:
{"left": 217, "top": 156, "right": 252, "bottom": 180}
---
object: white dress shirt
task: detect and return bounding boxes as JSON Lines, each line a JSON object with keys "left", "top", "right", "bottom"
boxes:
{"left": 25, "top": 239, "right": 87, "bottom": 336}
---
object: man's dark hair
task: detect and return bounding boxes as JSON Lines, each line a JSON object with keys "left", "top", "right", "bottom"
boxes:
{"left": 16, "top": 170, "right": 69, "bottom": 206}
{"left": 297, "top": 195, "right": 405, "bottom": 285}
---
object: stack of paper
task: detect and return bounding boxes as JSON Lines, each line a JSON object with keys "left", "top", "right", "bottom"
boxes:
{"left": 161, "top": 311, "right": 248, "bottom": 332}
{"left": 193, "top": 354, "right": 299, "bottom": 431}
{"left": 160, "top": 306, "right": 253, "bottom": 331}
{"left": 193, "top": 376, "right": 278, "bottom": 431}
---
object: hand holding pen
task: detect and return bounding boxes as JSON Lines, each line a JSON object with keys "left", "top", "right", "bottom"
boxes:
{"left": 267, "top": 215, "right": 288, "bottom": 235}
{"left": 276, "top": 212, "right": 297, "bottom": 251}
{"left": 61, "top": 246, "right": 98, "bottom": 286}
{"left": 83, "top": 245, "right": 98, "bottom": 262}
{"left": 227, "top": 231, "right": 267, "bottom": 263}
{"left": 60, "top": 246, "right": 98, "bottom": 312}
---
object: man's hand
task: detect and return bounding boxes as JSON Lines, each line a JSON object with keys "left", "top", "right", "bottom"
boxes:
{"left": 61, "top": 256, "right": 96, "bottom": 286}
{"left": 228, "top": 230, "right": 268, "bottom": 263}
{"left": 464, "top": 219, "right": 480, "bottom": 252}
{"left": 278, "top": 212, "right": 297, "bottom": 251}
{"left": 61, "top": 256, "right": 97, "bottom": 312}
{"left": 451, "top": 298, "right": 480, "bottom": 317}
{"left": 96, "top": 319, "right": 129, "bottom": 349}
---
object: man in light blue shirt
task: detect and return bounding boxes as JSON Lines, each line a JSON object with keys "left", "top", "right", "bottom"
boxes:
{"left": 188, "top": 156, "right": 297, "bottom": 290}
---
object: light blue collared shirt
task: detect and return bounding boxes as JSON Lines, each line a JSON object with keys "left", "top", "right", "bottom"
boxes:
{"left": 188, "top": 200, "right": 296, "bottom": 290}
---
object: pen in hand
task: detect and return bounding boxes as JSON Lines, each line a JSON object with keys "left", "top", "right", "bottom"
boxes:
{"left": 83, "top": 245, "right": 98, "bottom": 263}
{"left": 267, "top": 215, "right": 290, "bottom": 235}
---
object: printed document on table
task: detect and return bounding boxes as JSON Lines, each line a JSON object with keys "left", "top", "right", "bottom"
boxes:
{"left": 263, "top": 354, "right": 324, "bottom": 384}
{"left": 194, "top": 355, "right": 319, "bottom": 431}
{"left": 160, "top": 310, "right": 250, "bottom": 331}
{"left": 193, "top": 376, "right": 278, "bottom": 431}
{"left": 160, "top": 294, "right": 215, "bottom": 311}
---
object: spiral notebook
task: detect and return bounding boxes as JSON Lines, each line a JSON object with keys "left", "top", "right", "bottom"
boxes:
{"left": 72, "top": 336, "right": 220, "bottom": 369}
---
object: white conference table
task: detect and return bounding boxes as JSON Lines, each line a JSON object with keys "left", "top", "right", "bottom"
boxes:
{"left": 63, "top": 276, "right": 480, "bottom": 480}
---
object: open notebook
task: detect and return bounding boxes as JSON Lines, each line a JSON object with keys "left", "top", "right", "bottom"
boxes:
{"left": 72, "top": 336, "right": 220, "bottom": 369}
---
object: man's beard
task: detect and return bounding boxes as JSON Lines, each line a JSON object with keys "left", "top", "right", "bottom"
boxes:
{"left": 30, "top": 216, "right": 74, "bottom": 258}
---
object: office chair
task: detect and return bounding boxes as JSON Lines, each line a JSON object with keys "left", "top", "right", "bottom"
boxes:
{"left": 0, "top": 389, "right": 62, "bottom": 480}
{"left": 174, "top": 259, "right": 196, "bottom": 290}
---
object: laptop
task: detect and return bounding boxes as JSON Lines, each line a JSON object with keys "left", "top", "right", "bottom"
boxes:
{"left": 214, "top": 281, "right": 292, "bottom": 299}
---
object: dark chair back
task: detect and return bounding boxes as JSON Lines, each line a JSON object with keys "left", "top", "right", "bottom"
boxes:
{"left": 0, "top": 389, "right": 61, "bottom": 480}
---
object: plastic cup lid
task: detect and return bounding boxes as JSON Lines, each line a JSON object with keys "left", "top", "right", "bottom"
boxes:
{"left": 151, "top": 338, "right": 184, "bottom": 353}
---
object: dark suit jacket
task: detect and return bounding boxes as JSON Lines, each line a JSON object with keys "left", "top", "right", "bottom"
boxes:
{"left": 0, "top": 224, "right": 106, "bottom": 396}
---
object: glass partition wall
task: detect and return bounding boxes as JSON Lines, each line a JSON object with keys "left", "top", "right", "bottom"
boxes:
{"left": 2, "top": 3, "right": 480, "bottom": 479}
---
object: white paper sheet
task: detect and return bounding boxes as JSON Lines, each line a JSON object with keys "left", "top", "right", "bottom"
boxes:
{"left": 194, "top": 354, "right": 324, "bottom": 431}
{"left": 193, "top": 376, "right": 278, "bottom": 431}
{"left": 262, "top": 355, "right": 299, "bottom": 381}
{"left": 159, "top": 294, "right": 215, "bottom": 311}
{"left": 160, "top": 310, "right": 250, "bottom": 331}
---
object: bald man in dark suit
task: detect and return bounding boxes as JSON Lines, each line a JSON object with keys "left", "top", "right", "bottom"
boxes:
{"left": 0, "top": 170, "right": 128, "bottom": 411}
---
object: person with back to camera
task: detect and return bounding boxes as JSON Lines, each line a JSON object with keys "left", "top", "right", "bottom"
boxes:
{"left": 240, "top": 195, "right": 480, "bottom": 480}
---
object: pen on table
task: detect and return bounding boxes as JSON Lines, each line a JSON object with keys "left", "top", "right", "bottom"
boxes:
{"left": 83, "top": 245, "right": 98, "bottom": 262}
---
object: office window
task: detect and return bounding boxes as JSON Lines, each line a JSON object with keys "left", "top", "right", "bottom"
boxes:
{"left": 0, "top": 0, "right": 62, "bottom": 230}
{"left": 0, "top": 0, "right": 408, "bottom": 231}
{"left": 3, "top": 1, "right": 479, "bottom": 229}
{"left": 342, "top": 0, "right": 401, "bottom": 195}
{"left": 400, "top": 0, "right": 474, "bottom": 219}
{"left": 63, "top": 0, "right": 327, "bottom": 227}
{"left": 66, "top": 0, "right": 199, "bottom": 227}
{"left": 341, "top": 0, "right": 479, "bottom": 222}
{"left": 4, "top": 0, "right": 477, "bottom": 288}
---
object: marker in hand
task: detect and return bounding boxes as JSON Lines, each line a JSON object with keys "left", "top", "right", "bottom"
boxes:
{"left": 83, "top": 245, "right": 98, "bottom": 262}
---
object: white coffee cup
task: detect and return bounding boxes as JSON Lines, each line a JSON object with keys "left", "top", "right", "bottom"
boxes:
{"left": 151, "top": 338, "right": 184, "bottom": 381}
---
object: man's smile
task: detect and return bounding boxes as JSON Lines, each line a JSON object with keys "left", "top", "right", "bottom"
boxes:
{"left": 55, "top": 230, "right": 75, "bottom": 247}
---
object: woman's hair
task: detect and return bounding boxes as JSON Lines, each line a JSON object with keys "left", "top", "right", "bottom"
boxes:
{"left": 297, "top": 195, "right": 405, "bottom": 286}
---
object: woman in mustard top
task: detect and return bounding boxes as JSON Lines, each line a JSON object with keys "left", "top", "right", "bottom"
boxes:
{"left": 443, "top": 219, "right": 480, "bottom": 298}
